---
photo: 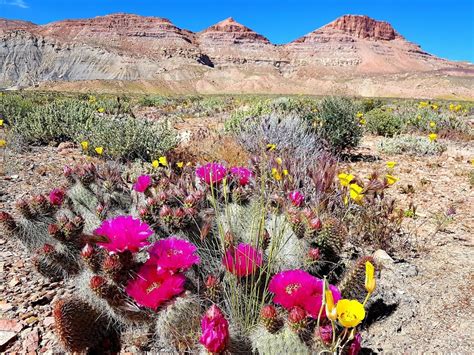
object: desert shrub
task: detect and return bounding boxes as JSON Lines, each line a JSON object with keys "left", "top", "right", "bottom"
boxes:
{"left": 5, "top": 97, "right": 177, "bottom": 161}
{"left": 314, "top": 96, "right": 363, "bottom": 153}
{"left": 138, "top": 95, "right": 172, "bottom": 108}
{"left": 365, "top": 108, "right": 404, "bottom": 137}
{"left": 359, "top": 98, "right": 384, "bottom": 112}
{"left": 0, "top": 150, "right": 401, "bottom": 354}
{"left": 0, "top": 94, "right": 34, "bottom": 125}
{"left": 377, "top": 135, "right": 447, "bottom": 156}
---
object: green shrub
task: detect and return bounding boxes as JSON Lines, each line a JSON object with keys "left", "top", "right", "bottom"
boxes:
{"left": 365, "top": 108, "right": 404, "bottom": 137}
{"left": 359, "top": 98, "right": 384, "bottom": 112}
{"left": 6, "top": 97, "right": 177, "bottom": 161}
{"left": 377, "top": 135, "right": 447, "bottom": 156}
{"left": 315, "top": 96, "right": 362, "bottom": 153}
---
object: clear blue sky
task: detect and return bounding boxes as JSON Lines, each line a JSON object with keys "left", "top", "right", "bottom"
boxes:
{"left": 1, "top": 0, "right": 473, "bottom": 62}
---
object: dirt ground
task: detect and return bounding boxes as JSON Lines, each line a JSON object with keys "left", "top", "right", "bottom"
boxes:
{"left": 0, "top": 134, "right": 473, "bottom": 352}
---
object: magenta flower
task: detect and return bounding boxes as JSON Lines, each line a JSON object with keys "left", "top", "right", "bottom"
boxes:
{"left": 268, "top": 269, "right": 340, "bottom": 318}
{"left": 199, "top": 305, "right": 229, "bottom": 353}
{"left": 125, "top": 265, "right": 185, "bottom": 310}
{"left": 196, "top": 163, "right": 227, "bottom": 185}
{"left": 133, "top": 175, "right": 152, "bottom": 193}
{"left": 318, "top": 325, "right": 333, "bottom": 344}
{"left": 288, "top": 190, "right": 304, "bottom": 207}
{"left": 230, "top": 166, "right": 253, "bottom": 186}
{"left": 94, "top": 216, "right": 153, "bottom": 253}
{"left": 348, "top": 333, "right": 362, "bottom": 355}
{"left": 222, "top": 243, "right": 263, "bottom": 277}
{"left": 49, "top": 188, "right": 65, "bottom": 206}
{"left": 148, "top": 237, "right": 200, "bottom": 272}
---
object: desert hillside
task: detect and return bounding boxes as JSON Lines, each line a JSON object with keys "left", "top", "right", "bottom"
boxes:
{"left": 0, "top": 13, "right": 473, "bottom": 98}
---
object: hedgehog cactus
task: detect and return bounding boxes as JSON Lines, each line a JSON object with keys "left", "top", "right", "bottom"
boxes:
{"left": 250, "top": 325, "right": 310, "bottom": 355}
{"left": 339, "top": 256, "right": 377, "bottom": 303}
{"left": 314, "top": 217, "right": 346, "bottom": 260}
{"left": 260, "top": 305, "right": 282, "bottom": 334}
{"left": 53, "top": 297, "right": 119, "bottom": 353}
{"left": 0, "top": 211, "right": 17, "bottom": 234}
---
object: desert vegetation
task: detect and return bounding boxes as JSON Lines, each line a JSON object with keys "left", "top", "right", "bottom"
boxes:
{"left": 0, "top": 92, "right": 473, "bottom": 353}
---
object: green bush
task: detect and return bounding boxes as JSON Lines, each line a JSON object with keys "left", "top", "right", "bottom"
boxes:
{"left": 4, "top": 96, "right": 177, "bottom": 161}
{"left": 315, "top": 96, "right": 362, "bottom": 153}
{"left": 365, "top": 108, "right": 404, "bottom": 137}
{"left": 377, "top": 135, "right": 447, "bottom": 156}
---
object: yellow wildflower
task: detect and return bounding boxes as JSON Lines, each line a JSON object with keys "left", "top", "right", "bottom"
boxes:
{"left": 275, "top": 157, "right": 283, "bottom": 165}
{"left": 152, "top": 160, "right": 159, "bottom": 168}
{"left": 338, "top": 173, "right": 354, "bottom": 187}
{"left": 271, "top": 168, "right": 282, "bottom": 181}
{"left": 429, "top": 121, "right": 436, "bottom": 128}
{"left": 94, "top": 147, "right": 104, "bottom": 155}
{"left": 266, "top": 143, "right": 277, "bottom": 151}
{"left": 365, "top": 261, "right": 376, "bottom": 294}
{"left": 88, "top": 95, "right": 96, "bottom": 103}
{"left": 416, "top": 115, "right": 422, "bottom": 120}
{"left": 455, "top": 104, "right": 462, "bottom": 112}
{"left": 97, "top": 107, "right": 105, "bottom": 113}
{"left": 0, "top": 119, "right": 3, "bottom": 126}
{"left": 428, "top": 133, "right": 438, "bottom": 142}
{"left": 176, "top": 162, "right": 184, "bottom": 168}
{"left": 386, "top": 161, "right": 397, "bottom": 169}
{"left": 80, "top": 141, "right": 89, "bottom": 150}
{"left": 336, "top": 299, "right": 365, "bottom": 328}
{"left": 431, "top": 104, "right": 439, "bottom": 110}
{"left": 418, "top": 101, "right": 428, "bottom": 108}
{"left": 449, "top": 103, "right": 455, "bottom": 111}
{"left": 0, "top": 139, "right": 6, "bottom": 148}
{"left": 385, "top": 174, "right": 399, "bottom": 186}
{"left": 158, "top": 156, "right": 168, "bottom": 167}
{"left": 356, "top": 112, "right": 364, "bottom": 118}
{"left": 325, "top": 290, "right": 338, "bottom": 321}
{"left": 359, "top": 118, "right": 366, "bottom": 125}
{"left": 282, "top": 169, "right": 289, "bottom": 176}
{"left": 349, "top": 183, "right": 364, "bottom": 203}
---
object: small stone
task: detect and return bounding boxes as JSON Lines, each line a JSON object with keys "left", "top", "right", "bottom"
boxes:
{"left": 0, "top": 331, "right": 17, "bottom": 351}
{"left": 0, "top": 319, "right": 23, "bottom": 332}
{"left": 43, "top": 317, "right": 54, "bottom": 327}
{"left": 373, "top": 249, "right": 394, "bottom": 267}
{"left": 8, "top": 277, "right": 19, "bottom": 287}
{"left": 0, "top": 303, "right": 13, "bottom": 312}
{"left": 25, "top": 316, "right": 38, "bottom": 325}
{"left": 22, "top": 328, "right": 39, "bottom": 352}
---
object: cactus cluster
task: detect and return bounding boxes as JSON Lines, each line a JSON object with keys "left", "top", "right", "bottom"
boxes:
{"left": 2, "top": 155, "right": 390, "bottom": 354}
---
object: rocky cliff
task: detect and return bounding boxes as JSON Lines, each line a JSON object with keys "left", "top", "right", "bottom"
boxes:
{"left": 0, "top": 13, "right": 472, "bottom": 97}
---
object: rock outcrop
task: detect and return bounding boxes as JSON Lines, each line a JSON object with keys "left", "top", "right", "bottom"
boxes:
{"left": 0, "top": 13, "right": 472, "bottom": 97}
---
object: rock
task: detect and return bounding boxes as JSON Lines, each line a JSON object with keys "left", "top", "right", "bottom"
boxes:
{"left": 0, "top": 331, "right": 17, "bottom": 351}
{"left": 0, "top": 319, "right": 23, "bottom": 332}
{"left": 8, "top": 277, "right": 20, "bottom": 287}
{"left": 43, "top": 317, "right": 54, "bottom": 327}
{"left": 22, "top": 328, "right": 39, "bottom": 352}
{"left": 25, "top": 316, "right": 38, "bottom": 325}
{"left": 57, "top": 142, "right": 75, "bottom": 152}
{"left": 0, "top": 303, "right": 13, "bottom": 312}
{"left": 373, "top": 249, "right": 394, "bottom": 267}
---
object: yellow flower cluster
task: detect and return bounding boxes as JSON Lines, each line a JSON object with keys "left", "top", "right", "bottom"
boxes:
{"left": 449, "top": 103, "right": 462, "bottom": 112}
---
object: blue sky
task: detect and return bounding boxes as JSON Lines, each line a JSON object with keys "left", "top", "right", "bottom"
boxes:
{"left": 1, "top": 0, "right": 473, "bottom": 62}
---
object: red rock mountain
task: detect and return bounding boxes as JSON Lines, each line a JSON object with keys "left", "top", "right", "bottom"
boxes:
{"left": 0, "top": 13, "right": 472, "bottom": 98}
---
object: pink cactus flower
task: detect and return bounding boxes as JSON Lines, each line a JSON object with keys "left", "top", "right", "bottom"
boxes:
{"left": 348, "top": 333, "right": 362, "bottom": 355}
{"left": 318, "top": 325, "right": 333, "bottom": 344}
{"left": 133, "top": 175, "right": 152, "bottom": 193}
{"left": 288, "top": 190, "right": 304, "bottom": 207}
{"left": 268, "top": 269, "right": 340, "bottom": 318}
{"left": 49, "top": 188, "right": 65, "bottom": 206}
{"left": 196, "top": 163, "right": 227, "bottom": 185}
{"left": 199, "top": 305, "right": 229, "bottom": 353}
{"left": 125, "top": 265, "right": 185, "bottom": 310}
{"left": 222, "top": 243, "right": 263, "bottom": 277}
{"left": 94, "top": 216, "right": 153, "bottom": 253}
{"left": 148, "top": 237, "right": 200, "bottom": 272}
{"left": 230, "top": 166, "right": 253, "bottom": 186}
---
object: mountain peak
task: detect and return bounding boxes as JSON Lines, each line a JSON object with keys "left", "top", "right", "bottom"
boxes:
{"left": 324, "top": 14, "right": 401, "bottom": 40}
{"left": 200, "top": 17, "right": 270, "bottom": 43}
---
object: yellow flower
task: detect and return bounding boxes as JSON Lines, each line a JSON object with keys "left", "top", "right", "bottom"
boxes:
{"left": 365, "top": 261, "right": 376, "bottom": 294}
{"left": 385, "top": 174, "right": 399, "bottom": 186}
{"left": 275, "top": 157, "right": 283, "bottom": 165}
{"left": 471, "top": 159, "right": 474, "bottom": 166}
{"left": 455, "top": 104, "right": 462, "bottom": 112}
{"left": 338, "top": 173, "right": 354, "bottom": 187}
{"left": 429, "top": 121, "right": 436, "bottom": 128}
{"left": 266, "top": 143, "right": 277, "bottom": 151}
{"left": 449, "top": 103, "right": 455, "bottom": 111}
{"left": 158, "top": 156, "right": 168, "bottom": 167}
{"left": 80, "top": 141, "right": 89, "bottom": 150}
{"left": 428, "top": 133, "right": 438, "bottom": 142}
{"left": 152, "top": 160, "right": 159, "bottom": 168}
{"left": 416, "top": 115, "right": 422, "bottom": 120}
{"left": 97, "top": 107, "right": 105, "bottom": 113}
{"left": 94, "top": 146, "right": 104, "bottom": 155}
{"left": 282, "top": 169, "right": 289, "bottom": 176}
{"left": 176, "top": 162, "right": 184, "bottom": 168}
{"left": 386, "top": 161, "right": 397, "bottom": 169}
{"left": 356, "top": 112, "right": 364, "bottom": 118}
{"left": 325, "top": 290, "right": 338, "bottom": 321}
{"left": 359, "top": 118, "right": 366, "bottom": 125}
{"left": 271, "top": 168, "right": 282, "bottom": 181}
{"left": 88, "top": 95, "right": 96, "bottom": 103}
{"left": 418, "top": 101, "right": 428, "bottom": 108}
{"left": 431, "top": 104, "right": 438, "bottom": 110}
{"left": 349, "top": 183, "right": 364, "bottom": 203}
{"left": 0, "top": 119, "right": 3, "bottom": 126}
{"left": 336, "top": 299, "right": 366, "bottom": 328}
{"left": 0, "top": 139, "right": 6, "bottom": 148}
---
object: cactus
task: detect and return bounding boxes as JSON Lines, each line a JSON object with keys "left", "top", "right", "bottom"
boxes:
{"left": 53, "top": 297, "right": 119, "bottom": 353}
{"left": 250, "top": 325, "right": 310, "bottom": 355}
{"left": 154, "top": 294, "right": 202, "bottom": 352}
{"left": 260, "top": 304, "right": 283, "bottom": 334}
{"left": 314, "top": 217, "right": 346, "bottom": 260}
{"left": 338, "top": 256, "right": 377, "bottom": 303}
{"left": 32, "top": 244, "right": 80, "bottom": 280}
